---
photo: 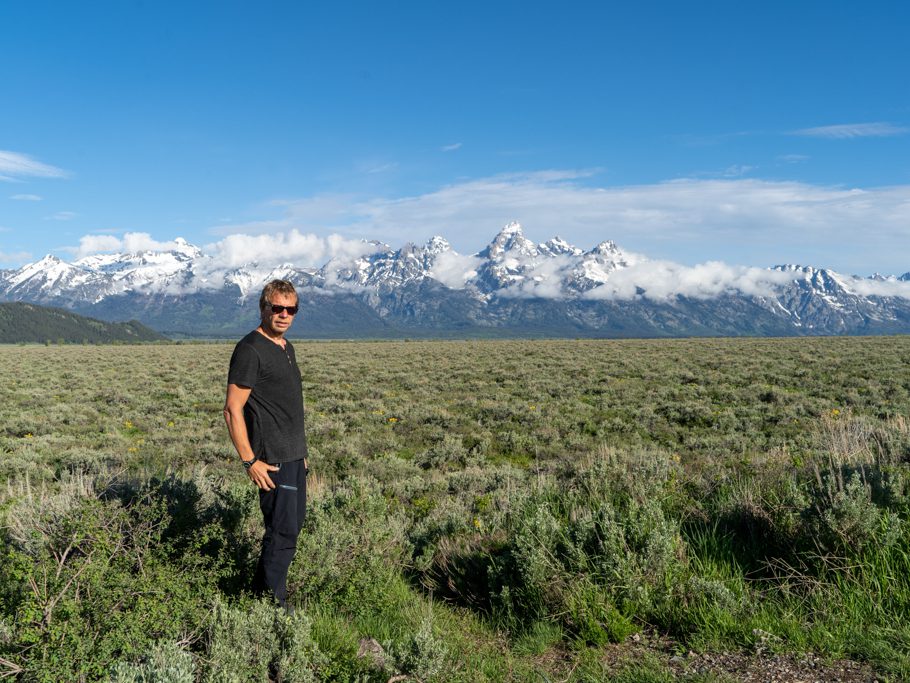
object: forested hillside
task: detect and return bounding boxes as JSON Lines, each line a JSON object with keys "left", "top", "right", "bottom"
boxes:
{"left": 0, "top": 302, "right": 166, "bottom": 343}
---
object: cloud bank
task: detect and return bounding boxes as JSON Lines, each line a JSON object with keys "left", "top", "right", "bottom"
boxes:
{"left": 50, "top": 170, "right": 910, "bottom": 300}
{"left": 211, "top": 173, "right": 910, "bottom": 274}
{"left": 429, "top": 251, "right": 484, "bottom": 289}
{"left": 50, "top": 223, "right": 910, "bottom": 303}
{"left": 581, "top": 261, "right": 795, "bottom": 301}
{"left": 73, "top": 229, "right": 384, "bottom": 271}
{"left": 205, "top": 230, "right": 383, "bottom": 269}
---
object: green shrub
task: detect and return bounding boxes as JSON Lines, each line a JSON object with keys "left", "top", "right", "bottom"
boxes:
{"left": 389, "top": 614, "right": 449, "bottom": 682}
{"left": 479, "top": 449, "right": 686, "bottom": 637}
{"left": 204, "top": 598, "right": 323, "bottom": 683}
{"left": 109, "top": 641, "right": 196, "bottom": 683}
{"left": 289, "top": 477, "right": 410, "bottom": 604}
{"left": 0, "top": 475, "right": 226, "bottom": 681}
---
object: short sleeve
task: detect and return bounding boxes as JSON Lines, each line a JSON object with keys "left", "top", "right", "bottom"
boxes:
{"left": 228, "top": 342, "right": 260, "bottom": 388}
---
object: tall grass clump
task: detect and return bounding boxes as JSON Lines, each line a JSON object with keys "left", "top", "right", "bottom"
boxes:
{"left": 684, "top": 413, "right": 910, "bottom": 674}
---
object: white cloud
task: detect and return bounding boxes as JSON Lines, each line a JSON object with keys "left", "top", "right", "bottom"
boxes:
{"left": 46, "top": 211, "right": 76, "bottom": 221}
{"left": 121, "top": 233, "right": 185, "bottom": 253}
{"left": 323, "top": 233, "right": 384, "bottom": 263}
{"left": 428, "top": 251, "right": 483, "bottom": 289}
{"left": 369, "top": 175, "right": 910, "bottom": 273}
{"left": 0, "top": 249, "right": 32, "bottom": 264}
{"left": 849, "top": 277, "right": 910, "bottom": 299}
{"left": 793, "top": 122, "right": 908, "bottom": 139}
{"left": 499, "top": 255, "right": 578, "bottom": 299}
{"left": 198, "top": 171, "right": 910, "bottom": 275}
{"left": 70, "top": 228, "right": 382, "bottom": 273}
{"left": 76, "top": 234, "right": 123, "bottom": 256}
{"left": 75, "top": 232, "right": 194, "bottom": 257}
{"left": 60, "top": 225, "right": 910, "bottom": 303}
{"left": 206, "top": 230, "right": 330, "bottom": 268}
{"left": 0, "top": 150, "right": 68, "bottom": 181}
{"left": 441, "top": 142, "right": 462, "bottom": 152}
{"left": 10, "top": 193, "right": 42, "bottom": 201}
{"left": 583, "top": 261, "right": 795, "bottom": 301}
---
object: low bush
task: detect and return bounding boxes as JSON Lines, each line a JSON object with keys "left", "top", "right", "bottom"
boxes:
{"left": 205, "top": 598, "right": 323, "bottom": 682}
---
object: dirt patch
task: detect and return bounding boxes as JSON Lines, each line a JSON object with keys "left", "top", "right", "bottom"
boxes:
{"left": 629, "top": 632, "right": 879, "bottom": 683}
{"left": 666, "top": 649, "right": 879, "bottom": 682}
{"left": 541, "top": 632, "right": 883, "bottom": 682}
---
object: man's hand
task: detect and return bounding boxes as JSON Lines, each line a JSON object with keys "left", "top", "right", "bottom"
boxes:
{"left": 248, "top": 460, "right": 280, "bottom": 490}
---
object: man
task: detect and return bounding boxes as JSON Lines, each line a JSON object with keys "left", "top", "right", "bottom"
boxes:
{"left": 223, "top": 279, "right": 309, "bottom": 611}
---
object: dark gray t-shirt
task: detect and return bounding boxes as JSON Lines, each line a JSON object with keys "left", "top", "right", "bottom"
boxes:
{"left": 228, "top": 331, "right": 308, "bottom": 464}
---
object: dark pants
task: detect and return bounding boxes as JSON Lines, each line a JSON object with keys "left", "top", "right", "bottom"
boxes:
{"left": 252, "top": 459, "right": 307, "bottom": 606}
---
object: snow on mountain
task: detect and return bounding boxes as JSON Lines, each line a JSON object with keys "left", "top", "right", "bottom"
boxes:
{"left": 2, "top": 225, "right": 910, "bottom": 338}
{"left": 539, "top": 236, "right": 583, "bottom": 257}
{"left": 3, "top": 255, "right": 110, "bottom": 302}
{"left": 762, "top": 264, "right": 910, "bottom": 329}
{"left": 567, "top": 240, "right": 641, "bottom": 292}
{"left": 223, "top": 263, "right": 314, "bottom": 298}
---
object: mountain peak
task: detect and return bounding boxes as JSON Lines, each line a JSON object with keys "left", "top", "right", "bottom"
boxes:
{"left": 164, "top": 238, "right": 202, "bottom": 260}
{"left": 482, "top": 221, "right": 539, "bottom": 260}
{"left": 541, "top": 236, "right": 582, "bottom": 256}
{"left": 591, "top": 240, "right": 619, "bottom": 254}
{"left": 425, "top": 236, "right": 451, "bottom": 253}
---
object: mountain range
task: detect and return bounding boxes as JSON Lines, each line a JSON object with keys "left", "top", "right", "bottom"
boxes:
{"left": 2, "top": 222, "right": 910, "bottom": 338}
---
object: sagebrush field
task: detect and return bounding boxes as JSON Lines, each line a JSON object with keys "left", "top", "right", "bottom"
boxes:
{"left": 2, "top": 338, "right": 910, "bottom": 681}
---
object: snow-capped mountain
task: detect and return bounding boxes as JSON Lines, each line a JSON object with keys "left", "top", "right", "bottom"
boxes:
{"left": 2, "top": 223, "right": 909, "bottom": 338}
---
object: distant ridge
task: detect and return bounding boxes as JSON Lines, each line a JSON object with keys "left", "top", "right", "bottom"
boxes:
{"left": 0, "top": 302, "right": 167, "bottom": 343}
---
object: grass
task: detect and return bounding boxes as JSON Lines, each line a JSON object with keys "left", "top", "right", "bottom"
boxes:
{"left": 1, "top": 337, "right": 909, "bottom": 680}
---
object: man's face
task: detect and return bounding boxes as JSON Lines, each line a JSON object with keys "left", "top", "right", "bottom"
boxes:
{"left": 262, "top": 292, "right": 298, "bottom": 337}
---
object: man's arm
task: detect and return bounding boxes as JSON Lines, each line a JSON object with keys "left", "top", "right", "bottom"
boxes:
{"left": 223, "top": 383, "right": 279, "bottom": 490}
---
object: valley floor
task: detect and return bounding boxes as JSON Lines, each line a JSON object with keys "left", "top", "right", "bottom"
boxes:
{"left": 1, "top": 338, "right": 908, "bottom": 681}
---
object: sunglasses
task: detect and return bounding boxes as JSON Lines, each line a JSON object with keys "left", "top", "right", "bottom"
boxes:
{"left": 269, "top": 304, "right": 299, "bottom": 315}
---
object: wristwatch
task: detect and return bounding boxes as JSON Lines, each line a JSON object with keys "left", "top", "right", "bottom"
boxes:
{"left": 242, "top": 456, "right": 259, "bottom": 470}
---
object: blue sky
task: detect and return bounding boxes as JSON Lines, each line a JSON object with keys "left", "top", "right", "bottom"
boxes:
{"left": 2, "top": 1, "right": 909, "bottom": 274}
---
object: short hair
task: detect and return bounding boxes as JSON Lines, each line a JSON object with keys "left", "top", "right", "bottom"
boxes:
{"left": 259, "top": 279, "right": 298, "bottom": 315}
